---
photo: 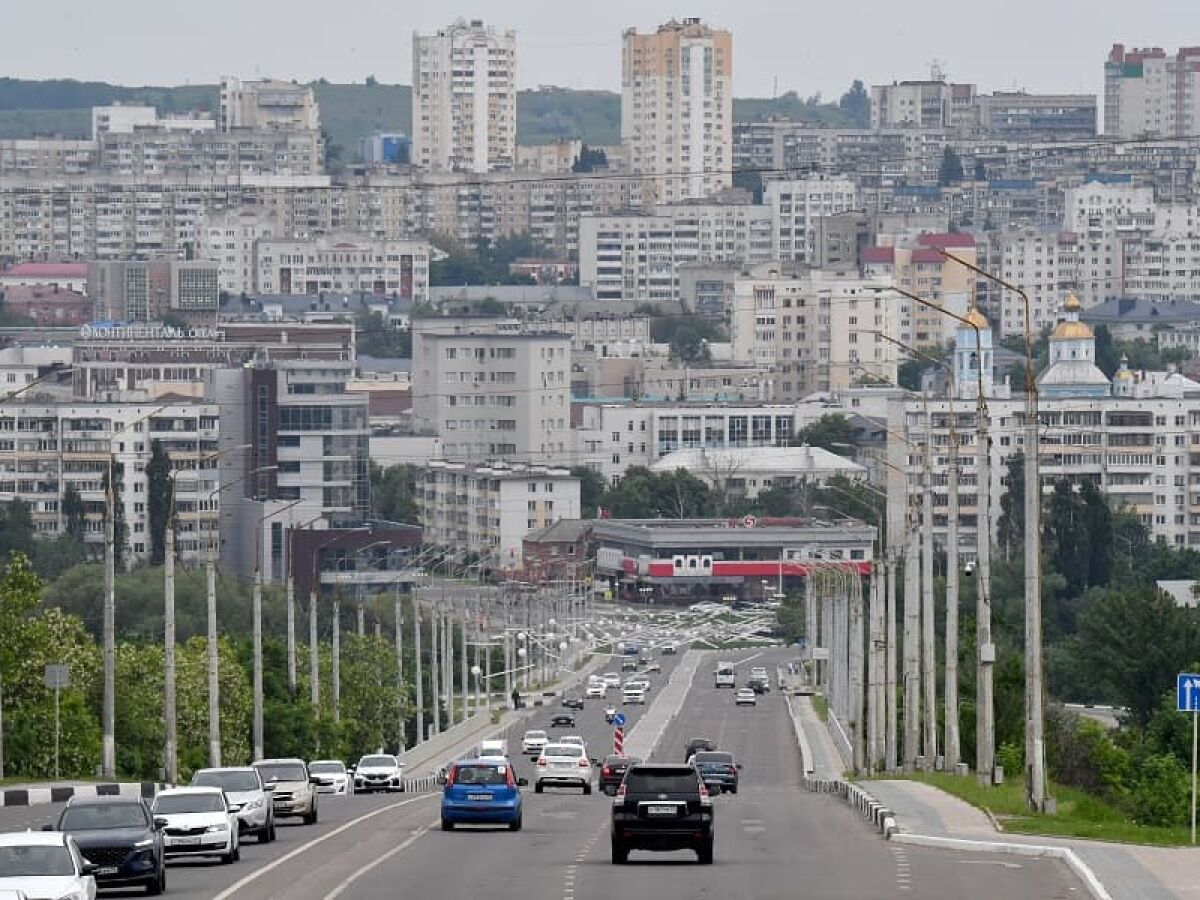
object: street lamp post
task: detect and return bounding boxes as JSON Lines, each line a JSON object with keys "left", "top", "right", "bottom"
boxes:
{"left": 939, "top": 249, "right": 1044, "bottom": 806}
{"left": 886, "top": 285, "right": 994, "bottom": 784}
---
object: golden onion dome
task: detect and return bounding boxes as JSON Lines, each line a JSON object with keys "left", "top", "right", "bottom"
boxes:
{"left": 1114, "top": 368, "right": 1133, "bottom": 380}
{"left": 963, "top": 306, "right": 990, "bottom": 330}
{"left": 1051, "top": 320, "right": 1094, "bottom": 340}
{"left": 1063, "top": 291, "right": 1082, "bottom": 311}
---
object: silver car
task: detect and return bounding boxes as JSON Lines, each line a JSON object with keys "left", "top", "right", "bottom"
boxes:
{"left": 191, "top": 767, "right": 276, "bottom": 843}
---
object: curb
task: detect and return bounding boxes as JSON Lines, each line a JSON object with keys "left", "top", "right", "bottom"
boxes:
{"left": 0, "top": 782, "right": 166, "bottom": 808}
{"left": 890, "top": 833, "right": 1113, "bottom": 900}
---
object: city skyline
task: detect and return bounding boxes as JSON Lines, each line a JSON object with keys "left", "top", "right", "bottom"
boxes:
{"left": 5, "top": 1, "right": 1187, "bottom": 100}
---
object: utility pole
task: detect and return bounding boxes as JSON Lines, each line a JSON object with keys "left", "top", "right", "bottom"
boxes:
{"left": 286, "top": 563, "right": 296, "bottom": 696}
{"left": 309, "top": 591, "right": 319, "bottom": 708}
{"left": 395, "top": 591, "right": 405, "bottom": 752}
{"left": 252, "top": 566, "right": 264, "bottom": 760}
{"left": 444, "top": 608, "right": 454, "bottom": 724}
{"left": 945, "top": 417, "right": 962, "bottom": 772}
{"left": 459, "top": 609, "right": 469, "bottom": 724}
{"left": 848, "top": 571, "right": 864, "bottom": 773}
{"left": 886, "top": 554, "right": 898, "bottom": 772}
{"left": 206, "top": 541, "right": 221, "bottom": 766}
{"left": 413, "top": 597, "right": 423, "bottom": 746}
{"left": 164, "top": 516, "right": 177, "bottom": 784}
{"left": 977, "top": 400, "right": 995, "bottom": 785}
{"left": 332, "top": 596, "right": 341, "bottom": 722}
{"left": 1025, "top": 383, "right": 1046, "bottom": 808}
{"left": 867, "top": 564, "right": 884, "bottom": 772}
{"left": 430, "top": 607, "right": 440, "bottom": 737}
{"left": 102, "top": 472, "right": 116, "bottom": 778}
{"left": 922, "top": 424, "right": 937, "bottom": 770}
{"left": 903, "top": 512, "right": 921, "bottom": 770}
{"left": 821, "top": 574, "right": 833, "bottom": 692}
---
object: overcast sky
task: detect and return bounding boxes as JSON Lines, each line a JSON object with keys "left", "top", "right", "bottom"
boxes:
{"left": 5, "top": 1, "right": 1189, "bottom": 99}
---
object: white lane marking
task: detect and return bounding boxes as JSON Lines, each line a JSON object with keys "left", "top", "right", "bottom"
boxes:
{"left": 323, "top": 817, "right": 436, "bottom": 899}
{"left": 211, "top": 793, "right": 437, "bottom": 900}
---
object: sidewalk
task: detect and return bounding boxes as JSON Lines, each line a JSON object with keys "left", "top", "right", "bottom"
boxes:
{"left": 790, "top": 695, "right": 1198, "bottom": 899}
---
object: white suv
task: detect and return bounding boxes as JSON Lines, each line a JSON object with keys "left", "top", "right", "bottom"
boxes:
{"left": 353, "top": 754, "right": 405, "bottom": 793}
{"left": 191, "top": 767, "right": 275, "bottom": 843}
{"left": 622, "top": 685, "right": 646, "bottom": 705}
{"left": 521, "top": 730, "right": 549, "bottom": 757}
{"left": 535, "top": 743, "right": 593, "bottom": 794}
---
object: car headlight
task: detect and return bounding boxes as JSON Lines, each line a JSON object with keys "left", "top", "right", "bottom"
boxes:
{"left": 134, "top": 837, "right": 155, "bottom": 848}
{"left": 207, "top": 823, "right": 230, "bottom": 832}
{"left": 244, "top": 798, "right": 263, "bottom": 810}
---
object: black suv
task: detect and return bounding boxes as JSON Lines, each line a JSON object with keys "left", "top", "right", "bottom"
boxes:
{"left": 683, "top": 737, "right": 716, "bottom": 761}
{"left": 611, "top": 764, "right": 714, "bottom": 864}
{"left": 597, "top": 754, "right": 642, "bottom": 796}
{"left": 692, "top": 750, "right": 741, "bottom": 794}
{"left": 50, "top": 796, "right": 167, "bottom": 894}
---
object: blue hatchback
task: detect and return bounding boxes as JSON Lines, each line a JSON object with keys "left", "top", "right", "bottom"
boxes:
{"left": 440, "top": 758, "right": 527, "bottom": 831}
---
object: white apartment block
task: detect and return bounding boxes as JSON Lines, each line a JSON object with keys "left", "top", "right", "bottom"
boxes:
{"left": 219, "top": 77, "right": 320, "bottom": 132}
{"left": 870, "top": 80, "right": 977, "bottom": 131}
{"left": 729, "top": 266, "right": 898, "bottom": 401}
{"left": 91, "top": 105, "right": 214, "bottom": 139}
{"left": 411, "top": 322, "right": 571, "bottom": 464}
{"left": 1065, "top": 180, "right": 1156, "bottom": 307}
{"left": 989, "top": 228, "right": 1081, "bottom": 338}
{"left": 1105, "top": 45, "right": 1200, "bottom": 138}
{"left": 622, "top": 18, "right": 732, "bottom": 204}
{"left": 412, "top": 19, "right": 517, "bottom": 173}
{"left": 572, "top": 401, "right": 798, "bottom": 483}
{"left": 418, "top": 460, "right": 580, "bottom": 567}
{"left": 0, "top": 402, "right": 221, "bottom": 563}
{"left": 764, "top": 175, "right": 859, "bottom": 263}
{"left": 253, "top": 235, "right": 430, "bottom": 301}
{"left": 200, "top": 209, "right": 279, "bottom": 295}
{"left": 579, "top": 203, "right": 771, "bottom": 303}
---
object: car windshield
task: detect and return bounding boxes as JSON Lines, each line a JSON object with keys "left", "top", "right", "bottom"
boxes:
{"left": 256, "top": 763, "right": 307, "bottom": 782}
{"left": 453, "top": 764, "right": 509, "bottom": 785}
{"left": 360, "top": 756, "right": 396, "bottom": 767}
{"left": 153, "top": 793, "right": 224, "bottom": 814}
{"left": 692, "top": 752, "right": 734, "bottom": 765}
{"left": 193, "top": 770, "right": 260, "bottom": 792}
{"left": 309, "top": 762, "right": 344, "bottom": 774}
{"left": 524, "top": 731, "right": 546, "bottom": 739}
{"left": 60, "top": 803, "right": 147, "bottom": 830}
{"left": 0, "top": 844, "right": 75, "bottom": 876}
{"left": 543, "top": 745, "right": 580, "bottom": 757}
{"left": 625, "top": 769, "right": 699, "bottom": 793}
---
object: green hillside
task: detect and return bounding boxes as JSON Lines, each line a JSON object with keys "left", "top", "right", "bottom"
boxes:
{"left": 0, "top": 78, "right": 863, "bottom": 158}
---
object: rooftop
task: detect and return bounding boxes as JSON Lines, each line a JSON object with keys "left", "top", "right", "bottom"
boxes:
{"left": 650, "top": 445, "right": 864, "bottom": 477}
{"left": 1, "top": 262, "right": 87, "bottom": 278}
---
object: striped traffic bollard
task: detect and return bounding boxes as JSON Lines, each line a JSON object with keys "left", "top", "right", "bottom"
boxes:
{"left": 614, "top": 726, "right": 625, "bottom": 756}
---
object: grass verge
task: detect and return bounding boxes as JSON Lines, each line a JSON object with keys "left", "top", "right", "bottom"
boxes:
{"left": 811, "top": 694, "right": 829, "bottom": 722}
{"left": 871, "top": 771, "right": 1194, "bottom": 846}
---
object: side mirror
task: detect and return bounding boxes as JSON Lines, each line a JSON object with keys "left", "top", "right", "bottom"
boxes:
{"left": 517, "top": 777, "right": 529, "bottom": 787}
{"left": 41, "top": 823, "right": 56, "bottom": 832}
{"left": 81, "top": 861, "right": 99, "bottom": 875}
{"left": 347, "top": 765, "right": 357, "bottom": 775}
{"left": 263, "top": 784, "right": 276, "bottom": 793}
{"left": 736, "top": 764, "right": 743, "bottom": 770}
{"left": 436, "top": 769, "right": 448, "bottom": 785}
{"left": 590, "top": 758, "right": 601, "bottom": 767}
{"left": 153, "top": 817, "right": 169, "bottom": 830}
{"left": 309, "top": 775, "right": 322, "bottom": 784}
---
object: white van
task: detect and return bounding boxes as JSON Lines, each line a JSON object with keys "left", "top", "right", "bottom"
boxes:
{"left": 477, "top": 739, "right": 508, "bottom": 758}
{"left": 714, "top": 661, "right": 737, "bottom": 688}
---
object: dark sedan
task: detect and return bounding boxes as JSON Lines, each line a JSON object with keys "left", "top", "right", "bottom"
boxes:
{"left": 691, "top": 750, "right": 741, "bottom": 794}
{"left": 550, "top": 713, "right": 576, "bottom": 728}
{"left": 598, "top": 754, "right": 642, "bottom": 795}
{"left": 561, "top": 695, "right": 585, "bottom": 710}
{"left": 50, "top": 797, "right": 167, "bottom": 894}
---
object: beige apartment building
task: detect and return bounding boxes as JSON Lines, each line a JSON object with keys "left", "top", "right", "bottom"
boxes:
{"left": 622, "top": 18, "right": 732, "bottom": 204}
{"left": 413, "top": 19, "right": 517, "bottom": 173}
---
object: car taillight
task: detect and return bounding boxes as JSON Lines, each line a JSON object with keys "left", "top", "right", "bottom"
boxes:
{"left": 506, "top": 767, "right": 516, "bottom": 788}
{"left": 602, "top": 766, "right": 612, "bottom": 777}
{"left": 445, "top": 767, "right": 457, "bottom": 787}
{"left": 537, "top": 758, "right": 547, "bottom": 766}
{"left": 578, "top": 758, "right": 589, "bottom": 768}
{"left": 615, "top": 783, "right": 626, "bottom": 801}
{"left": 699, "top": 783, "right": 712, "bottom": 806}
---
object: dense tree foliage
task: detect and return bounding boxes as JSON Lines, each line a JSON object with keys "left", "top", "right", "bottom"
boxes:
{"left": 369, "top": 463, "right": 420, "bottom": 524}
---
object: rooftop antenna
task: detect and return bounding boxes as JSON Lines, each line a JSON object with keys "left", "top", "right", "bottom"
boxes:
{"left": 773, "top": 74, "right": 778, "bottom": 99}
{"left": 930, "top": 59, "right": 946, "bottom": 83}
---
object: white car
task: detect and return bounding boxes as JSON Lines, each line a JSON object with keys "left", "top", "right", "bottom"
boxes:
{"left": 736, "top": 688, "right": 758, "bottom": 706}
{"left": 309, "top": 760, "right": 353, "bottom": 795}
{"left": 625, "top": 677, "right": 651, "bottom": 693}
{"left": 534, "top": 743, "right": 593, "bottom": 794}
{"left": 622, "top": 686, "right": 646, "bottom": 705}
{"left": 521, "top": 730, "right": 549, "bottom": 756}
{"left": 601, "top": 672, "right": 621, "bottom": 688}
{"left": 558, "top": 735, "right": 586, "bottom": 750}
{"left": 152, "top": 786, "right": 239, "bottom": 864}
{"left": 0, "top": 831, "right": 96, "bottom": 900}
{"left": 191, "top": 766, "right": 275, "bottom": 843}
{"left": 586, "top": 683, "right": 607, "bottom": 699}
{"left": 353, "top": 754, "right": 405, "bottom": 793}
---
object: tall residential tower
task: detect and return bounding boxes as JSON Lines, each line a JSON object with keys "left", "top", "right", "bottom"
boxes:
{"left": 412, "top": 19, "right": 517, "bottom": 173}
{"left": 621, "top": 18, "right": 732, "bottom": 204}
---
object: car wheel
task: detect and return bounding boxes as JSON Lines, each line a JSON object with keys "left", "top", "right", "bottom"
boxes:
{"left": 730, "top": 785, "right": 738, "bottom": 795}
{"left": 534, "top": 782, "right": 544, "bottom": 794}
{"left": 697, "top": 839, "right": 714, "bottom": 865}
{"left": 611, "top": 838, "right": 628, "bottom": 864}
{"left": 231, "top": 838, "right": 241, "bottom": 863}
{"left": 306, "top": 802, "right": 318, "bottom": 825}
{"left": 146, "top": 867, "right": 165, "bottom": 895}
{"left": 582, "top": 782, "right": 592, "bottom": 795}
{"left": 509, "top": 814, "right": 522, "bottom": 832}
{"left": 441, "top": 818, "right": 454, "bottom": 831}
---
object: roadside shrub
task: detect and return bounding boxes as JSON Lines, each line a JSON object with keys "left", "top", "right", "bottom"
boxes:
{"left": 1046, "top": 706, "right": 1130, "bottom": 801}
{"left": 1127, "top": 754, "right": 1189, "bottom": 827}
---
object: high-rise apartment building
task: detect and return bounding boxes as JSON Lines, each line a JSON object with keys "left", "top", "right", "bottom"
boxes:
{"left": 219, "top": 77, "right": 320, "bottom": 132}
{"left": 621, "top": 18, "right": 732, "bottom": 204}
{"left": 763, "top": 175, "right": 859, "bottom": 264}
{"left": 1105, "top": 45, "right": 1200, "bottom": 138}
{"left": 412, "top": 19, "right": 517, "bottom": 173}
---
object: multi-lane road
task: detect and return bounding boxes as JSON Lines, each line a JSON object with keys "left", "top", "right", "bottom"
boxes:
{"left": 0, "top": 647, "right": 1086, "bottom": 899}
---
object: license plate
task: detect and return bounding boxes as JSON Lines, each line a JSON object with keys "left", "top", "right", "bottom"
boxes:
{"left": 468, "top": 793, "right": 492, "bottom": 801}
{"left": 646, "top": 804, "right": 677, "bottom": 816}
{"left": 95, "top": 866, "right": 119, "bottom": 876}
{"left": 174, "top": 836, "right": 202, "bottom": 845}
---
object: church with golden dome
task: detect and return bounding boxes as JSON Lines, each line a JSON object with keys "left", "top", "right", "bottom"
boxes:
{"left": 1035, "top": 292, "right": 1112, "bottom": 398}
